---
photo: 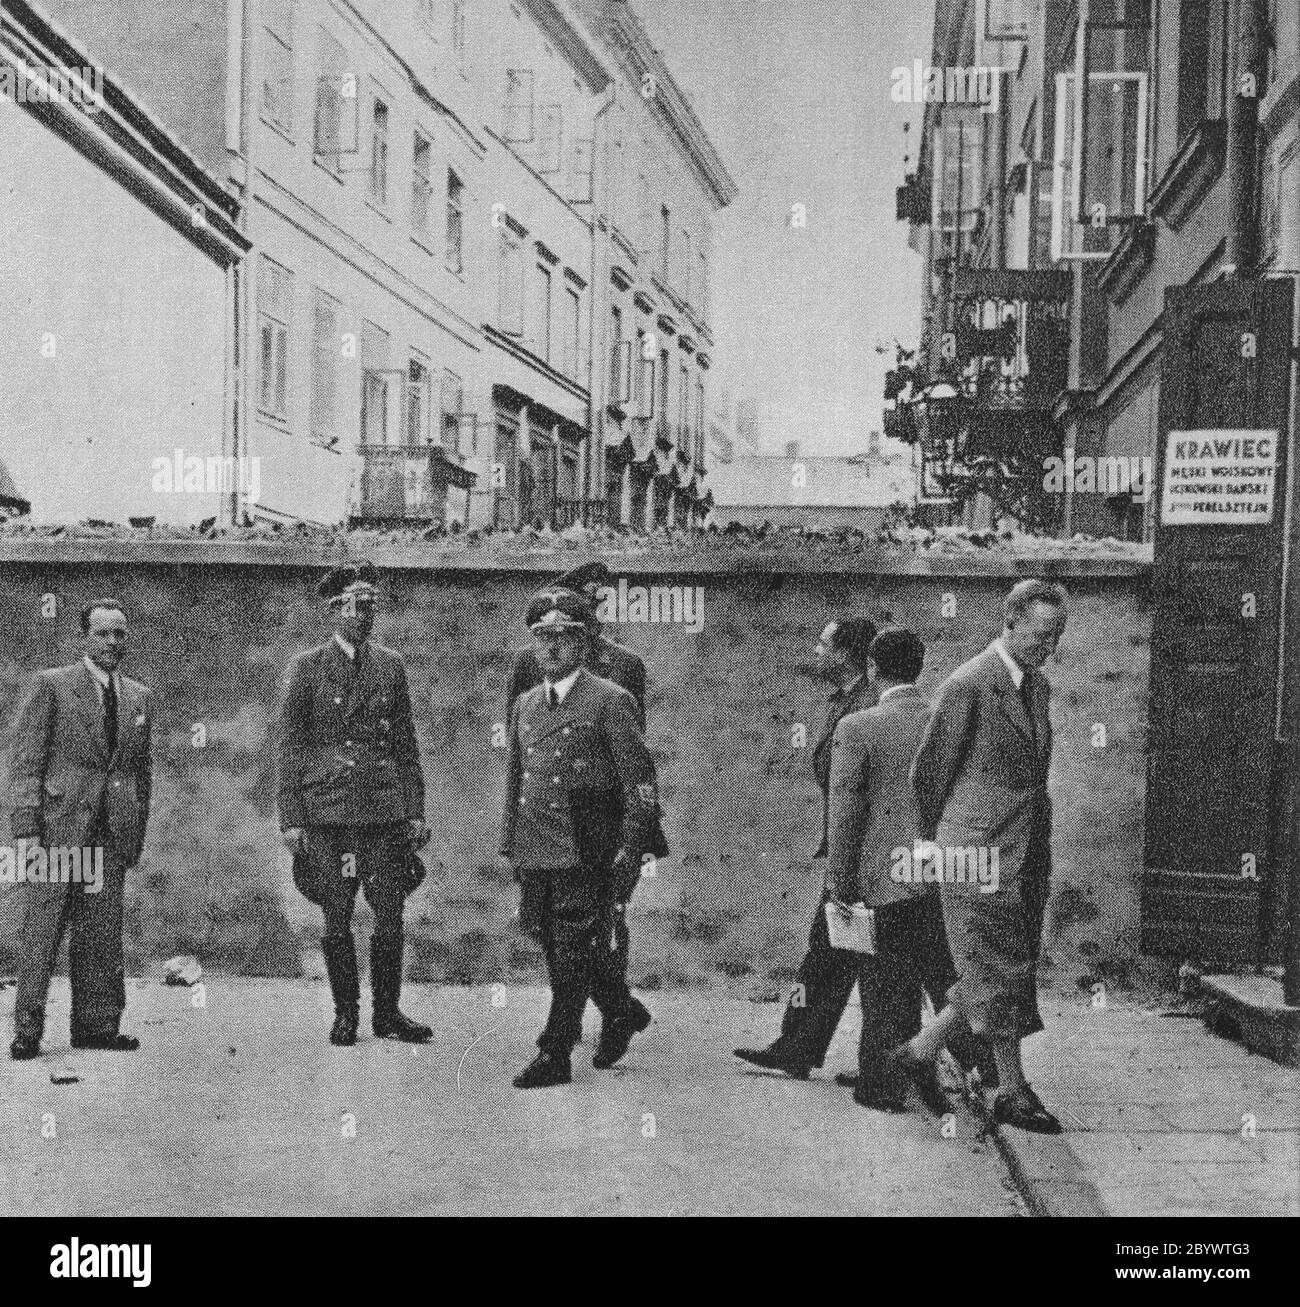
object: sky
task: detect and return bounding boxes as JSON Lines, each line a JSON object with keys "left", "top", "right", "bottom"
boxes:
{"left": 634, "top": 0, "right": 933, "bottom": 456}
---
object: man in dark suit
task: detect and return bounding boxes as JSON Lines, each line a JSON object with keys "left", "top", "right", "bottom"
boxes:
{"left": 506, "top": 562, "right": 646, "bottom": 726}
{"left": 907, "top": 579, "right": 1069, "bottom": 1134}
{"left": 8, "top": 599, "right": 154, "bottom": 1060}
{"left": 500, "top": 593, "right": 661, "bottom": 1088}
{"left": 826, "top": 627, "right": 989, "bottom": 1112}
{"left": 733, "top": 616, "right": 878, "bottom": 1078}
{"left": 278, "top": 563, "right": 432, "bottom": 1047}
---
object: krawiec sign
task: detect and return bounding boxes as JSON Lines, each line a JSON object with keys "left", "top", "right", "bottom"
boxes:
{"left": 1160, "top": 429, "right": 1279, "bottom": 526}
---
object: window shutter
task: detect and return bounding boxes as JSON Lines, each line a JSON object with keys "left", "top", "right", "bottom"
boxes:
{"left": 538, "top": 105, "right": 563, "bottom": 174}
{"left": 567, "top": 137, "right": 593, "bottom": 204}
{"left": 505, "top": 69, "right": 534, "bottom": 142}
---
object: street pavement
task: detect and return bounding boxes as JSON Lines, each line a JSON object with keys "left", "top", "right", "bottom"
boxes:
{"left": 0, "top": 978, "right": 1022, "bottom": 1217}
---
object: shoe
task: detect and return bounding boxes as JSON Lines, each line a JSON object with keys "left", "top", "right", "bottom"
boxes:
{"left": 374, "top": 1010, "right": 433, "bottom": 1043}
{"left": 732, "top": 1046, "right": 812, "bottom": 1079}
{"left": 886, "top": 1048, "right": 949, "bottom": 1116}
{"left": 323, "top": 934, "right": 361, "bottom": 1045}
{"left": 330, "top": 1005, "right": 359, "bottom": 1047}
{"left": 513, "top": 1051, "right": 572, "bottom": 1089}
{"left": 834, "top": 1071, "right": 858, "bottom": 1088}
{"left": 853, "top": 1084, "right": 907, "bottom": 1112}
{"left": 69, "top": 1033, "right": 139, "bottom": 1051}
{"left": 592, "top": 1000, "right": 651, "bottom": 1069}
{"left": 992, "top": 1083, "right": 1063, "bottom": 1135}
{"left": 370, "top": 936, "right": 432, "bottom": 1042}
{"left": 9, "top": 1035, "right": 40, "bottom": 1061}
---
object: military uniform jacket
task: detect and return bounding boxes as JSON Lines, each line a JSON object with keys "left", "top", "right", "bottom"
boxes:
{"left": 507, "top": 636, "right": 647, "bottom": 728}
{"left": 6, "top": 662, "right": 154, "bottom": 865}
{"left": 500, "top": 668, "right": 658, "bottom": 872}
{"left": 277, "top": 639, "right": 425, "bottom": 829}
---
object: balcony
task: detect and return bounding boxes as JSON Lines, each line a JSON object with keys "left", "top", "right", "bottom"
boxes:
{"left": 354, "top": 444, "right": 475, "bottom": 525}
{"left": 553, "top": 497, "right": 607, "bottom": 529}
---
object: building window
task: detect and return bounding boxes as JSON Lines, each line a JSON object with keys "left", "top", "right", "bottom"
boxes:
{"left": 659, "top": 346, "right": 670, "bottom": 429}
{"left": 1176, "top": 0, "right": 1227, "bottom": 144}
{"left": 412, "top": 131, "right": 433, "bottom": 236}
{"left": 505, "top": 68, "right": 534, "bottom": 142}
{"left": 660, "top": 204, "right": 671, "bottom": 280}
{"left": 257, "top": 257, "right": 293, "bottom": 421}
{"left": 538, "top": 105, "right": 563, "bottom": 174}
{"left": 533, "top": 262, "right": 552, "bottom": 362}
{"left": 445, "top": 169, "right": 464, "bottom": 273}
{"left": 699, "top": 249, "right": 708, "bottom": 321}
{"left": 406, "top": 355, "right": 431, "bottom": 445}
{"left": 313, "top": 29, "right": 350, "bottom": 169}
{"left": 417, "top": 0, "right": 437, "bottom": 35}
{"left": 682, "top": 229, "right": 692, "bottom": 304}
{"left": 261, "top": 0, "right": 294, "bottom": 134}
{"left": 678, "top": 363, "right": 689, "bottom": 448}
{"left": 361, "top": 322, "right": 392, "bottom": 444}
{"left": 441, "top": 371, "right": 463, "bottom": 452}
{"left": 695, "top": 377, "right": 705, "bottom": 466}
{"left": 452, "top": 0, "right": 467, "bottom": 62}
{"left": 562, "top": 286, "right": 581, "bottom": 380}
{"left": 370, "top": 97, "right": 390, "bottom": 208}
{"left": 609, "top": 305, "right": 623, "bottom": 396}
{"left": 310, "top": 289, "right": 341, "bottom": 445}
{"left": 498, "top": 228, "right": 524, "bottom": 335}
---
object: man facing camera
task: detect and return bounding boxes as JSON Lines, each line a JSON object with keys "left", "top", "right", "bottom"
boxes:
{"left": 909, "top": 579, "right": 1069, "bottom": 1134}
{"left": 825, "top": 627, "right": 990, "bottom": 1113}
{"left": 500, "top": 592, "right": 660, "bottom": 1088}
{"left": 278, "top": 563, "right": 431, "bottom": 1047}
{"left": 8, "top": 600, "right": 154, "bottom": 1060}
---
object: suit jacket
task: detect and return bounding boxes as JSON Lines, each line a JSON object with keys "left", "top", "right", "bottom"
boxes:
{"left": 827, "top": 685, "right": 933, "bottom": 907}
{"left": 811, "top": 675, "right": 877, "bottom": 858}
{"left": 6, "top": 661, "right": 154, "bottom": 865}
{"left": 277, "top": 639, "right": 425, "bottom": 829}
{"left": 507, "top": 635, "right": 647, "bottom": 728}
{"left": 911, "top": 643, "right": 1053, "bottom": 884}
{"left": 500, "top": 667, "right": 658, "bottom": 874}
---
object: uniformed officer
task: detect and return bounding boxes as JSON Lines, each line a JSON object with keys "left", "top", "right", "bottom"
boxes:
{"left": 506, "top": 562, "right": 646, "bottom": 727}
{"left": 500, "top": 592, "right": 660, "bottom": 1088}
{"left": 278, "top": 563, "right": 432, "bottom": 1046}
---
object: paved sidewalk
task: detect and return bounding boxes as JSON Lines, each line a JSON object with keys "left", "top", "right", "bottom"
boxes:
{"left": 0, "top": 979, "right": 1021, "bottom": 1217}
{"left": 986, "top": 995, "right": 1300, "bottom": 1217}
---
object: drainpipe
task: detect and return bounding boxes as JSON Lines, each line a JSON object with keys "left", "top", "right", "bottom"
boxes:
{"left": 1224, "top": 0, "right": 1264, "bottom": 275}
{"left": 586, "top": 84, "right": 618, "bottom": 520}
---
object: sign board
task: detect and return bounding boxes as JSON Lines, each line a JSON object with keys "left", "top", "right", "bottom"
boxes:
{"left": 1160, "top": 429, "right": 1279, "bottom": 526}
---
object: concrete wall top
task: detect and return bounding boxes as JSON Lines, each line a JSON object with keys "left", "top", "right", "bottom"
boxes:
{"left": 0, "top": 536, "right": 1153, "bottom": 580}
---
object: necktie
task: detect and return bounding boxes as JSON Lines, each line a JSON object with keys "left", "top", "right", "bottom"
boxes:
{"left": 103, "top": 676, "right": 118, "bottom": 757}
{"left": 1020, "top": 670, "right": 1037, "bottom": 749}
{"left": 547, "top": 684, "right": 558, "bottom": 710}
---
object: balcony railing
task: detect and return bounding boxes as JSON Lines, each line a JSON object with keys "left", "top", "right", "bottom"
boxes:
{"left": 554, "top": 497, "right": 607, "bottom": 529}
{"left": 355, "top": 444, "right": 475, "bottom": 523}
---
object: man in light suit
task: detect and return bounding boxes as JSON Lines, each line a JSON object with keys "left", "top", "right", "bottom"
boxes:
{"left": 500, "top": 593, "right": 662, "bottom": 1088}
{"left": 8, "top": 599, "right": 154, "bottom": 1060}
{"left": 733, "top": 617, "right": 877, "bottom": 1078}
{"left": 907, "top": 580, "right": 1069, "bottom": 1134}
{"left": 826, "top": 627, "right": 989, "bottom": 1112}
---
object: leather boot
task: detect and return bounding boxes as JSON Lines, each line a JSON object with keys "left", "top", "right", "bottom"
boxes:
{"left": 322, "top": 935, "right": 360, "bottom": 1046}
{"left": 371, "top": 935, "right": 431, "bottom": 1042}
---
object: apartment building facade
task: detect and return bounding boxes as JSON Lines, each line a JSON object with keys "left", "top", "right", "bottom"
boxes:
{"left": 1, "top": 0, "right": 248, "bottom": 526}
{"left": 570, "top": 0, "right": 738, "bottom": 531}
{"left": 27, "top": 0, "right": 732, "bottom": 533}
{"left": 897, "top": 0, "right": 1300, "bottom": 997}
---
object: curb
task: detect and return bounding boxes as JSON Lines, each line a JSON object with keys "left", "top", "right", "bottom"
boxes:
{"left": 966, "top": 1089, "right": 1109, "bottom": 1217}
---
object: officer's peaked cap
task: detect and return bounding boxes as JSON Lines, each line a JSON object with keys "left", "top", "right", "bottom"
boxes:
{"left": 551, "top": 561, "right": 615, "bottom": 594}
{"left": 528, "top": 590, "right": 590, "bottom": 633}
{"left": 318, "top": 560, "right": 378, "bottom": 601}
